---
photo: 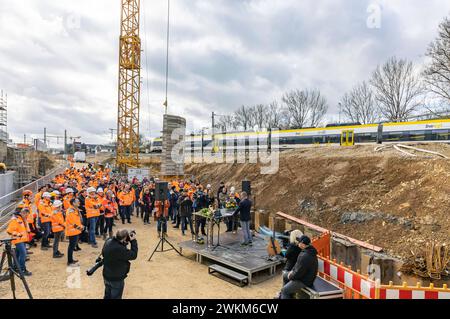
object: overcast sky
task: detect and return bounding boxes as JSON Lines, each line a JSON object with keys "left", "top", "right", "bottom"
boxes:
{"left": 0, "top": 0, "right": 449, "bottom": 146}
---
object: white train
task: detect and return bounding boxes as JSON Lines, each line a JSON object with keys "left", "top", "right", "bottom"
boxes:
{"left": 149, "top": 119, "right": 450, "bottom": 153}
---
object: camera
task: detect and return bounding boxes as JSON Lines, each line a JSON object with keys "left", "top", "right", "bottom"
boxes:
{"left": 126, "top": 230, "right": 136, "bottom": 243}
{"left": 86, "top": 256, "right": 104, "bottom": 276}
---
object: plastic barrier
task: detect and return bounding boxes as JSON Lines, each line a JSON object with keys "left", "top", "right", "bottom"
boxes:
{"left": 379, "top": 283, "right": 450, "bottom": 300}
{"left": 311, "top": 232, "right": 331, "bottom": 259}
{"left": 283, "top": 212, "right": 449, "bottom": 299}
{"left": 317, "top": 256, "right": 377, "bottom": 299}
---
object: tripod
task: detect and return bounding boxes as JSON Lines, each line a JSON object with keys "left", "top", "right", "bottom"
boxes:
{"left": 0, "top": 240, "right": 33, "bottom": 299}
{"left": 148, "top": 215, "right": 182, "bottom": 261}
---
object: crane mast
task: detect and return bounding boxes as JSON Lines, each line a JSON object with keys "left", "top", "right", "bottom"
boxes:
{"left": 117, "top": 0, "right": 141, "bottom": 172}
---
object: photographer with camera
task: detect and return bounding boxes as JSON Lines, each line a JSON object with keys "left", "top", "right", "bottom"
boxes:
{"left": 101, "top": 229, "right": 138, "bottom": 299}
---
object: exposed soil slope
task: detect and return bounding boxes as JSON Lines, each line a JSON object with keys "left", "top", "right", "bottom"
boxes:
{"left": 186, "top": 143, "right": 450, "bottom": 258}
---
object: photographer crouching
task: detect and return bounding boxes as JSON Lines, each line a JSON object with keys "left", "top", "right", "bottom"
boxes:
{"left": 87, "top": 229, "right": 138, "bottom": 299}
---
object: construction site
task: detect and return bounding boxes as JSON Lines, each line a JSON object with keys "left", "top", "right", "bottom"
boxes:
{"left": 0, "top": 0, "right": 450, "bottom": 304}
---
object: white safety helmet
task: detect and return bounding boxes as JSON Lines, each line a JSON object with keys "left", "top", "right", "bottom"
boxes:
{"left": 87, "top": 187, "right": 96, "bottom": 193}
{"left": 97, "top": 188, "right": 104, "bottom": 193}
{"left": 52, "top": 200, "right": 63, "bottom": 208}
{"left": 42, "top": 192, "right": 52, "bottom": 198}
{"left": 65, "top": 188, "right": 74, "bottom": 194}
{"left": 53, "top": 190, "right": 60, "bottom": 196}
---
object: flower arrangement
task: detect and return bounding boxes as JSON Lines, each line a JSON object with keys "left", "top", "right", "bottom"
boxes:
{"left": 225, "top": 199, "right": 237, "bottom": 210}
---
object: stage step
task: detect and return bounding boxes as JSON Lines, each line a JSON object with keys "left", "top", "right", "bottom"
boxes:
{"left": 208, "top": 264, "right": 249, "bottom": 287}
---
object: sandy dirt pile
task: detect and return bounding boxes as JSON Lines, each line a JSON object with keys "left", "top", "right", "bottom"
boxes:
{"left": 186, "top": 143, "right": 450, "bottom": 259}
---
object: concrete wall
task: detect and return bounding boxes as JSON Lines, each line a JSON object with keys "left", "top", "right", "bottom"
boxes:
{"left": 161, "top": 114, "right": 186, "bottom": 176}
{"left": 0, "top": 171, "right": 16, "bottom": 198}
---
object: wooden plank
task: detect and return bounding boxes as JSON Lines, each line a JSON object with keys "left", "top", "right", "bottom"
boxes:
{"left": 276, "top": 212, "right": 383, "bottom": 252}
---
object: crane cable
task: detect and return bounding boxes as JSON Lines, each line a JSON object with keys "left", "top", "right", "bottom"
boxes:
{"left": 142, "top": 0, "right": 151, "bottom": 136}
{"left": 164, "top": 0, "right": 170, "bottom": 114}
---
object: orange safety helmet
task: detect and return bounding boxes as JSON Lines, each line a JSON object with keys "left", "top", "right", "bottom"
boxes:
{"left": 23, "top": 190, "right": 33, "bottom": 197}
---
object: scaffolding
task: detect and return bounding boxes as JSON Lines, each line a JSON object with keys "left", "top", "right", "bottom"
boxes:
{"left": 10, "top": 148, "right": 35, "bottom": 188}
{"left": 0, "top": 90, "right": 7, "bottom": 142}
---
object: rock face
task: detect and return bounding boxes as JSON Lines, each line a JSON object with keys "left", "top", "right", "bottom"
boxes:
{"left": 340, "top": 212, "right": 377, "bottom": 224}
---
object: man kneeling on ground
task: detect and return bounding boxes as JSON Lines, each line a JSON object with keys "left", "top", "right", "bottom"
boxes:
{"left": 279, "top": 235, "right": 318, "bottom": 299}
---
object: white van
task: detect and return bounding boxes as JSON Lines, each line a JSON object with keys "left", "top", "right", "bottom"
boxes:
{"left": 74, "top": 151, "right": 86, "bottom": 163}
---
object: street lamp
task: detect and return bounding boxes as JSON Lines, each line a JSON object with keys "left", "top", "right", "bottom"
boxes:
{"left": 338, "top": 102, "right": 342, "bottom": 124}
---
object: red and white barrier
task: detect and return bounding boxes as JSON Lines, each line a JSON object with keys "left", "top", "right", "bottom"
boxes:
{"left": 379, "top": 288, "right": 450, "bottom": 300}
{"left": 318, "top": 257, "right": 376, "bottom": 299}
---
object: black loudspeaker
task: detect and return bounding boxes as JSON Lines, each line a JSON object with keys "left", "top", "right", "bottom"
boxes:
{"left": 242, "top": 180, "right": 251, "bottom": 195}
{"left": 155, "top": 182, "right": 168, "bottom": 201}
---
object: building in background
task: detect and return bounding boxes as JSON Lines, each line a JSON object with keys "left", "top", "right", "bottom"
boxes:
{"left": 0, "top": 90, "right": 8, "bottom": 143}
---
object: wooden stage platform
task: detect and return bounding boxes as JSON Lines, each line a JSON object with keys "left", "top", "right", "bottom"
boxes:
{"left": 178, "top": 232, "right": 283, "bottom": 284}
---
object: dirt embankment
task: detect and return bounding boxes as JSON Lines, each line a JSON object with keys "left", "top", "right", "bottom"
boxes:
{"left": 186, "top": 144, "right": 450, "bottom": 259}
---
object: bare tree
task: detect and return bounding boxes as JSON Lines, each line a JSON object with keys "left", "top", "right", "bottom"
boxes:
{"left": 424, "top": 17, "right": 450, "bottom": 105}
{"left": 340, "top": 81, "right": 380, "bottom": 124}
{"left": 308, "top": 90, "right": 328, "bottom": 127}
{"left": 252, "top": 104, "right": 267, "bottom": 129}
{"left": 266, "top": 101, "right": 283, "bottom": 129}
{"left": 216, "top": 114, "right": 236, "bottom": 131}
{"left": 234, "top": 105, "right": 253, "bottom": 131}
{"left": 370, "top": 57, "right": 424, "bottom": 122}
{"left": 282, "top": 89, "right": 328, "bottom": 128}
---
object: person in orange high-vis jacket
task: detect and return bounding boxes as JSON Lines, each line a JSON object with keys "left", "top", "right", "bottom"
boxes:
{"left": 7, "top": 207, "right": 32, "bottom": 276}
{"left": 155, "top": 199, "right": 170, "bottom": 237}
{"left": 66, "top": 198, "right": 84, "bottom": 266}
{"left": 85, "top": 187, "right": 102, "bottom": 247}
{"left": 103, "top": 191, "right": 118, "bottom": 238}
{"left": 117, "top": 186, "right": 134, "bottom": 224}
{"left": 51, "top": 200, "right": 65, "bottom": 258}
{"left": 96, "top": 188, "right": 107, "bottom": 240}
{"left": 63, "top": 188, "right": 75, "bottom": 211}
{"left": 34, "top": 186, "right": 46, "bottom": 208}
{"left": 39, "top": 192, "right": 53, "bottom": 250}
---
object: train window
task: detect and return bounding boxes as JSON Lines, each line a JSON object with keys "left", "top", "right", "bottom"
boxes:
{"left": 432, "top": 129, "right": 450, "bottom": 140}
{"left": 355, "top": 133, "right": 376, "bottom": 143}
{"left": 409, "top": 130, "right": 425, "bottom": 141}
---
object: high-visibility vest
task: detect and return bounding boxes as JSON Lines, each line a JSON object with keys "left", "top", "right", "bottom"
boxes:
{"left": 155, "top": 200, "right": 170, "bottom": 218}
{"left": 118, "top": 191, "right": 134, "bottom": 206}
{"left": 38, "top": 200, "right": 52, "bottom": 223}
{"left": 85, "top": 196, "right": 101, "bottom": 218}
{"left": 7, "top": 215, "right": 29, "bottom": 245}
{"left": 65, "top": 208, "right": 83, "bottom": 237}
{"left": 63, "top": 194, "right": 74, "bottom": 211}
{"left": 34, "top": 192, "right": 42, "bottom": 208}
{"left": 51, "top": 210, "right": 65, "bottom": 233}
{"left": 103, "top": 199, "right": 117, "bottom": 218}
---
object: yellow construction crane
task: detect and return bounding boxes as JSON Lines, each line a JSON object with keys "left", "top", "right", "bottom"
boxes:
{"left": 116, "top": 0, "right": 141, "bottom": 172}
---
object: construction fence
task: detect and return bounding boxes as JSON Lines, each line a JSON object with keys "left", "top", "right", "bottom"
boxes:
{"left": 278, "top": 213, "right": 450, "bottom": 299}
{"left": 0, "top": 165, "right": 67, "bottom": 231}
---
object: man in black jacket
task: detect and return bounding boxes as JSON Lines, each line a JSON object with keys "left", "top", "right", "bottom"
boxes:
{"left": 233, "top": 192, "right": 252, "bottom": 245}
{"left": 102, "top": 229, "right": 138, "bottom": 299}
{"left": 280, "top": 235, "right": 318, "bottom": 299}
{"left": 177, "top": 191, "right": 194, "bottom": 236}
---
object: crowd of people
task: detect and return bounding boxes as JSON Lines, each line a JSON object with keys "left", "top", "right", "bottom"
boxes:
{"left": 6, "top": 160, "right": 318, "bottom": 300}
{"left": 5, "top": 163, "right": 253, "bottom": 277}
